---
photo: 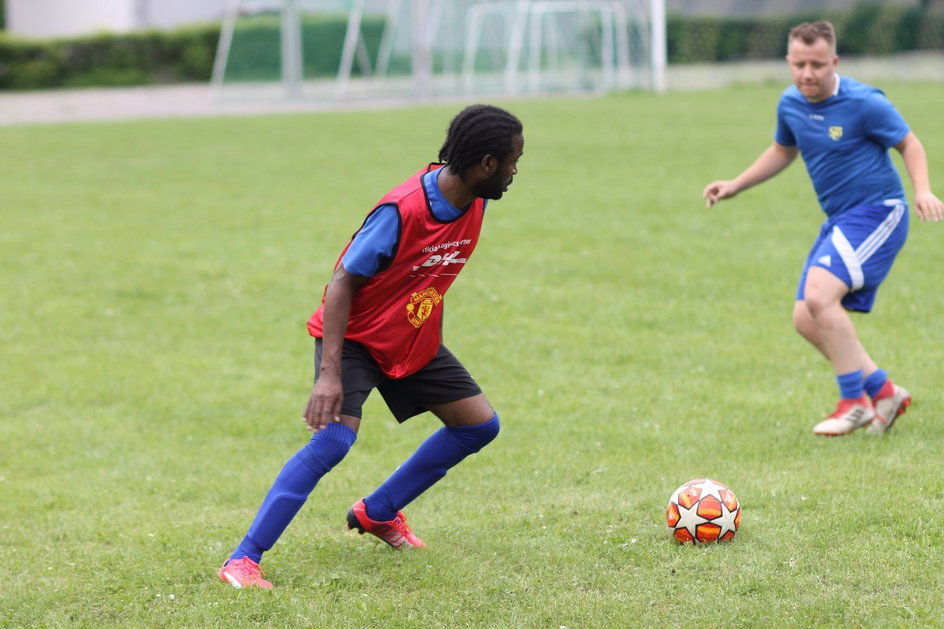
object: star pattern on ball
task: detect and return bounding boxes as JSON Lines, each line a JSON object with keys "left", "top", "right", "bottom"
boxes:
{"left": 674, "top": 499, "right": 710, "bottom": 538}
{"left": 696, "top": 478, "right": 726, "bottom": 501}
{"left": 667, "top": 478, "right": 741, "bottom": 544}
{"left": 713, "top": 500, "right": 739, "bottom": 540}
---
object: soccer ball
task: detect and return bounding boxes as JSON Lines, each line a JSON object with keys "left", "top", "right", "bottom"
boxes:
{"left": 666, "top": 478, "right": 741, "bottom": 544}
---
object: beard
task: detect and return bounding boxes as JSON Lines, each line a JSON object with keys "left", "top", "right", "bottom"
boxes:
{"left": 473, "top": 170, "right": 510, "bottom": 200}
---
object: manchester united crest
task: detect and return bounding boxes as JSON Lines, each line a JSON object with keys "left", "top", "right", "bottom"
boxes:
{"left": 406, "top": 287, "right": 443, "bottom": 328}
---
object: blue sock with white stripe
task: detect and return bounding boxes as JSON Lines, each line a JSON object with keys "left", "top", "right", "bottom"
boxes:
{"left": 364, "top": 413, "right": 500, "bottom": 522}
{"left": 230, "top": 423, "right": 356, "bottom": 564}
{"left": 837, "top": 370, "right": 865, "bottom": 400}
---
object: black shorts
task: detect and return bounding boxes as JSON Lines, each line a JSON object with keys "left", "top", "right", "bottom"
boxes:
{"left": 314, "top": 339, "right": 483, "bottom": 422}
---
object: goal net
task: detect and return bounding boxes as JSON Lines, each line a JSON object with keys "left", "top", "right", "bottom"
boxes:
{"left": 210, "top": 0, "right": 667, "bottom": 103}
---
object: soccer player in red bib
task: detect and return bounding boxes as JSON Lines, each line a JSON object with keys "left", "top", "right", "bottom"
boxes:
{"left": 703, "top": 22, "right": 943, "bottom": 436}
{"left": 218, "top": 105, "right": 524, "bottom": 588}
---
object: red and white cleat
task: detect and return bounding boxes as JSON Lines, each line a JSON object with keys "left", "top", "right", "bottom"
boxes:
{"left": 813, "top": 394, "right": 875, "bottom": 436}
{"left": 218, "top": 557, "right": 273, "bottom": 589}
{"left": 868, "top": 382, "right": 911, "bottom": 434}
{"left": 346, "top": 499, "right": 426, "bottom": 549}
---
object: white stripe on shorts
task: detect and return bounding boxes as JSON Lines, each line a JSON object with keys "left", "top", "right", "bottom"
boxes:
{"left": 856, "top": 201, "right": 905, "bottom": 262}
{"left": 830, "top": 227, "right": 864, "bottom": 290}
{"left": 829, "top": 200, "right": 905, "bottom": 291}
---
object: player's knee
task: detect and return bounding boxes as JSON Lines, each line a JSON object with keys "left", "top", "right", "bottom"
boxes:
{"left": 803, "top": 270, "right": 848, "bottom": 317}
{"left": 792, "top": 305, "right": 813, "bottom": 335}
{"left": 303, "top": 423, "right": 356, "bottom": 471}
{"left": 803, "top": 290, "right": 833, "bottom": 317}
{"left": 792, "top": 314, "right": 803, "bottom": 335}
{"left": 475, "top": 412, "right": 500, "bottom": 447}
{"left": 447, "top": 412, "right": 500, "bottom": 454}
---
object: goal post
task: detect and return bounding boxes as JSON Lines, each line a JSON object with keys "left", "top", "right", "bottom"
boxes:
{"left": 649, "top": 0, "right": 666, "bottom": 92}
{"left": 211, "top": 0, "right": 669, "bottom": 102}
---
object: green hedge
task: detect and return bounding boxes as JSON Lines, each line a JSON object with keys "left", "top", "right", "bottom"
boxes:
{"left": 667, "top": 4, "right": 944, "bottom": 63}
{"left": 0, "top": 14, "right": 386, "bottom": 90}
{"left": 0, "top": 25, "right": 219, "bottom": 89}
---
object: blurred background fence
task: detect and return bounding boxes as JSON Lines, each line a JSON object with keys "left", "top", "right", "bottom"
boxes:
{"left": 666, "top": 0, "right": 943, "bottom": 62}
{"left": 663, "top": 0, "right": 944, "bottom": 90}
{"left": 0, "top": 0, "right": 941, "bottom": 93}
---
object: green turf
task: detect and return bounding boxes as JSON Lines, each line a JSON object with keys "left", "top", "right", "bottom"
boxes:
{"left": 2, "top": 83, "right": 943, "bottom": 627}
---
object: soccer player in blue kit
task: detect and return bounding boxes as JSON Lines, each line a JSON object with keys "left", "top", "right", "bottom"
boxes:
{"left": 703, "top": 21, "right": 944, "bottom": 436}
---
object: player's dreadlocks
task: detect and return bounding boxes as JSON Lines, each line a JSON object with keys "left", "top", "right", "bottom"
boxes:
{"left": 439, "top": 104, "right": 523, "bottom": 179}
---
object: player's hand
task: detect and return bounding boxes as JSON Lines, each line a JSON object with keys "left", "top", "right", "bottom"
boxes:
{"left": 914, "top": 191, "right": 944, "bottom": 222}
{"left": 702, "top": 180, "right": 739, "bottom": 208}
{"left": 303, "top": 374, "right": 343, "bottom": 432}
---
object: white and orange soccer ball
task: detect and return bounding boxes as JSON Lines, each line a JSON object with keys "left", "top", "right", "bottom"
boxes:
{"left": 666, "top": 478, "right": 741, "bottom": 544}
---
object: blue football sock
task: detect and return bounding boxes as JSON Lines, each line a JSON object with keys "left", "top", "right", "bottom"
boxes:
{"left": 230, "top": 422, "right": 356, "bottom": 564}
{"left": 837, "top": 370, "right": 865, "bottom": 400}
{"left": 863, "top": 369, "right": 887, "bottom": 398}
{"left": 364, "top": 413, "right": 500, "bottom": 522}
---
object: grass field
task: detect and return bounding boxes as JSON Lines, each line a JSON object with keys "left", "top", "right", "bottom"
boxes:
{"left": 2, "top": 82, "right": 944, "bottom": 628}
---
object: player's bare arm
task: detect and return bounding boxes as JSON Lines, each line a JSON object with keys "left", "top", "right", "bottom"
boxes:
{"left": 895, "top": 131, "right": 944, "bottom": 222}
{"left": 303, "top": 266, "right": 369, "bottom": 431}
{"left": 703, "top": 142, "right": 799, "bottom": 207}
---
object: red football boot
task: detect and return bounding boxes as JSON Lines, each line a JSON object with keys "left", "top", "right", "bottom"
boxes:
{"left": 346, "top": 499, "right": 426, "bottom": 549}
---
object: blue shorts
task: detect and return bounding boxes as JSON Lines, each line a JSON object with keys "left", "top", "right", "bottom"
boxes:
{"left": 796, "top": 201, "right": 908, "bottom": 313}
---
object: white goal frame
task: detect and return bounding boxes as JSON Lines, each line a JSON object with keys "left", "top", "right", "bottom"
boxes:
{"left": 210, "top": 0, "right": 667, "bottom": 100}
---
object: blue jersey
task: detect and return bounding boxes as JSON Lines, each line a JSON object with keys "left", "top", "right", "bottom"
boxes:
{"left": 775, "top": 75, "right": 909, "bottom": 217}
{"left": 342, "top": 168, "right": 486, "bottom": 277}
